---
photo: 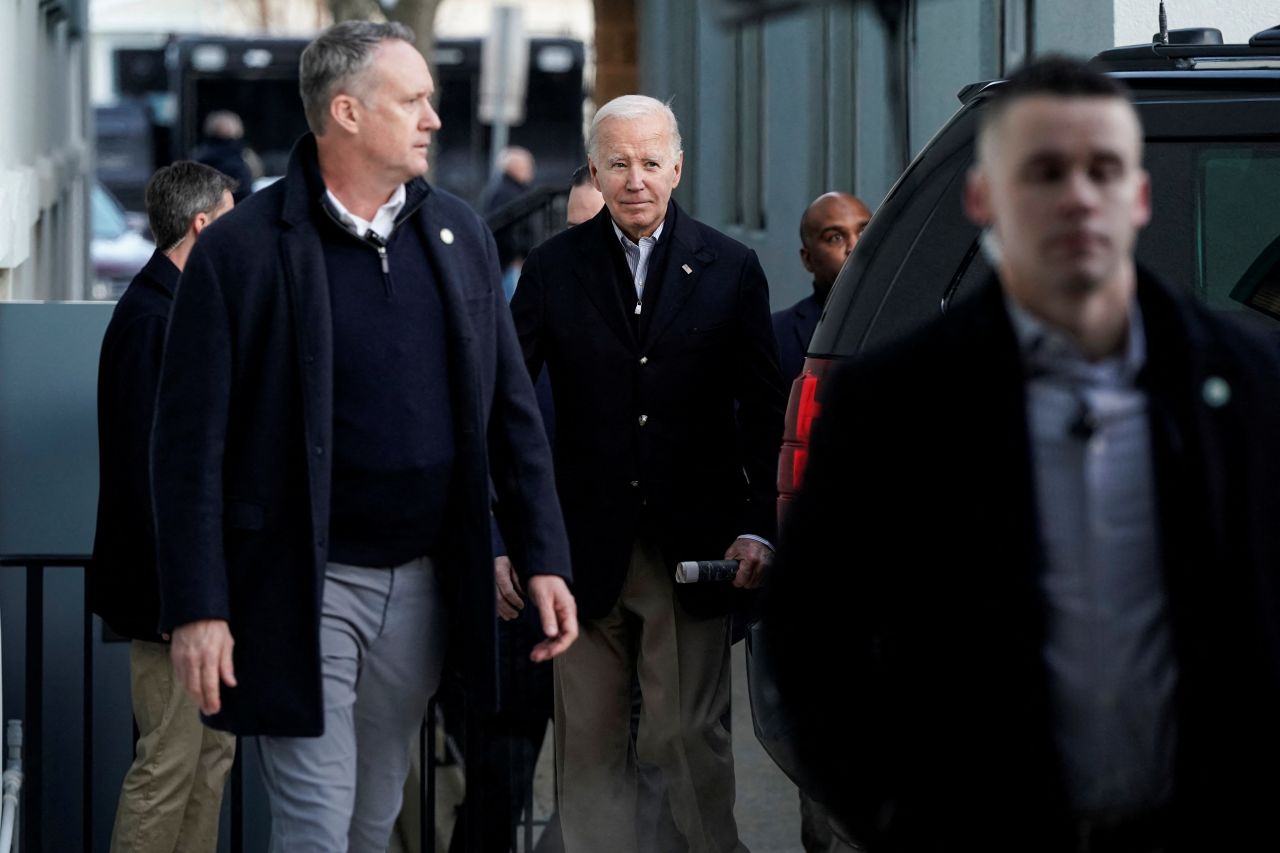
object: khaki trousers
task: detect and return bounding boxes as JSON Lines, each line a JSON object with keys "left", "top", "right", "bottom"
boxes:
{"left": 554, "top": 539, "right": 746, "bottom": 853}
{"left": 110, "top": 639, "right": 236, "bottom": 853}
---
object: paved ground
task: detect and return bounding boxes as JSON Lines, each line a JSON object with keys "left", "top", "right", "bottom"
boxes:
{"left": 729, "top": 640, "right": 805, "bottom": 853}
{"left": 412, "top": 642, "right": 804, "bottom": 852}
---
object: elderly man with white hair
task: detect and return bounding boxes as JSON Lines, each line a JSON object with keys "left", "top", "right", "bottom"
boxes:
{"left": 510, "top": 95, "right": 786, "bottom": 853}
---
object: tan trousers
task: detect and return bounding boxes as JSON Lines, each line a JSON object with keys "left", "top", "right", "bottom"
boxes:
{"left": 554, "top": 539, "right": 746, "bottom": 853}
{"left": 110, "top": 639, "right": 236, "bottom": 853}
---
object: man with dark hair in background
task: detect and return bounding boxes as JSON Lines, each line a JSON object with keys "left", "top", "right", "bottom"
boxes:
{"left": 93, "top": 160, "right": 236, "bottom": 853}
{"left": 764, "top": 55, "right": 1280, "bottom": 851}
{"left": 773, "top": 192, "right": 871, "bottom": 384}
{"left": 151, "top": 21, "right": 575, "bottom": 851}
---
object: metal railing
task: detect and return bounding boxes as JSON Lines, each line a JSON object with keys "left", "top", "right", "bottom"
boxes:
{"left": 0, "top": 555, "right": 553, "bottom": 852}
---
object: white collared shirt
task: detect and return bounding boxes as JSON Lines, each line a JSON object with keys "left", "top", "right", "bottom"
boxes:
{"left": 325, "top": 184, "right": 407, "bottom": 242}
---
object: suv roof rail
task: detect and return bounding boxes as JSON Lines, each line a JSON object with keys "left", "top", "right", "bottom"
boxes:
{"left": 1092, "top": 39, "right": 1280, "bottom": 71}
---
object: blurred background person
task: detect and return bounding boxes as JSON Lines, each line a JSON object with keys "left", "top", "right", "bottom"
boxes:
{"left": 190, "top": 110, "right": 257, "bottom": 203}
{"left": 484, "top": 145, "right": 538, "bottom": 300}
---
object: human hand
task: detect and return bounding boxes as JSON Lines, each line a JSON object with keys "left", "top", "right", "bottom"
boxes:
{"left": 725, "top": 537, "right": 773, "bottom": 589}
{"left": 170, "top": 618, "right": 237, "bottom": 715}
{"left": 494, "top": 555, "right": 524, "bottom": 621}
{"left": 526, "top": 575, "right": 579, "bottom": 662}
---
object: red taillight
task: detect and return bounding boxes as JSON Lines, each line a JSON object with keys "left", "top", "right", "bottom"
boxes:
{"left": 777, "top": 356, "right": 835, "bottom": 524}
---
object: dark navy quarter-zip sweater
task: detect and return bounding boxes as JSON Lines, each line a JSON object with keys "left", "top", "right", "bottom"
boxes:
{"left": 320, "top": 208, "right": 455, "bottom": 567}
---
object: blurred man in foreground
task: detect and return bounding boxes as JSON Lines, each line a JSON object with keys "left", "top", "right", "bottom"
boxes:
{"left": 765, "top": 56, "right": 1280, "bottom": 851}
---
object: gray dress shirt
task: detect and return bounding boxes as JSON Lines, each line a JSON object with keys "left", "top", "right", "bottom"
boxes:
{"left": 1008, "top": 298, "right": 1177, "bottom": 816}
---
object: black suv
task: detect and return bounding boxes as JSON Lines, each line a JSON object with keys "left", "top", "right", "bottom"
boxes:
{"left": 778, "top": 24, "right": 1280, "bottom": 510}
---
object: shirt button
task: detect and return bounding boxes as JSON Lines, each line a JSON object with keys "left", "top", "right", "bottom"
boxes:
{"left": 638, "top": 415, "right": 648, "bottom": 426}
{"left": 639, "top": 356, "right": 648, "bottom": 365}
{"left": 314, "top": 445, "right": 324, "bottom": 457}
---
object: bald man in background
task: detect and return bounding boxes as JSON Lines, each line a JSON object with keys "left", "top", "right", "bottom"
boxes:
{"left": 770, "top": 191, "right": 871, "bottom": 853}
{"left": 772, "top": 192, "right": 872, "bottom": 383}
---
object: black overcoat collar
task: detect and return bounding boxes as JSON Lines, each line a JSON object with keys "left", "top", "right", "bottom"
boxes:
{"left": 137, "top": 249, "right": 180, "bottom": 299}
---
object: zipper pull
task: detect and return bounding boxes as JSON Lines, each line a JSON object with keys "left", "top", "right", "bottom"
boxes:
{"left": 365, "top": 229, "right": 393, "bottom": 296}
{"left": 634, "top": 300, "right": 642, "bottom": 315}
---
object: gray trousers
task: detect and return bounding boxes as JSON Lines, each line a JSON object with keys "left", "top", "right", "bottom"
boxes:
{"left": 257, "top": 558, "right": 446, "bottom": 853}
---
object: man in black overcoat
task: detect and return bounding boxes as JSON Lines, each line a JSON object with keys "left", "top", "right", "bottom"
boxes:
{"left": 764, "top": 56, "right": 1280, "bottom": 852}
{"left": 151, "top": 21, "right": 576, "bottom": 852}
{"left": 510, "top": 95, "right": 786, "bottom": 852}
{"left": 93, "top": 160, "right": 236, "bottom": 853}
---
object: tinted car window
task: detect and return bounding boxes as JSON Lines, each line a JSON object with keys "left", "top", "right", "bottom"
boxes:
{"left": 1200, "top": 145, "right": 1280, "bottom": 323}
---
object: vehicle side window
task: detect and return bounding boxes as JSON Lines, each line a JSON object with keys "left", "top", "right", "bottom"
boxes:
{"left": 1200, "top": 146, "right": 1280, "bottom": 326}
{"left": 1143, "top": 142, "right": 1280, "bottom": 329}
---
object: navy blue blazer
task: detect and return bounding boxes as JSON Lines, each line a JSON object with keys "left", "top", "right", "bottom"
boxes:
{"left": 92, "top": 250, "right": 179, "bottom": 642}
{"left": 511, "top": 202, "right": 786, "bottom": 619}
{"left": 152, "top": 135, "right": 569, "bottom": 735}
{"left": 772, "top": 291, "right": 822, "bottom": 384}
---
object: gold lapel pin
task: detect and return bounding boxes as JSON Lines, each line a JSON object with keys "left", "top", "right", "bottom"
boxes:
{"left": 681, "top": 263, "right": 692, "bottom": 275}
{"left": 440, "top": 228, "right": 455, "bottom": 245}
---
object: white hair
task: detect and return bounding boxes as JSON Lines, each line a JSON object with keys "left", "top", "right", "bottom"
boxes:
{"left": 586, "top": 95, "right": 682, "bottom": 163}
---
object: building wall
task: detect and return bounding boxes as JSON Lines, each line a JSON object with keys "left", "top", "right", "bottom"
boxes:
{"left": 0, "top": 0, "right": 91, "bottom": 301}
{"left": 1115, "top": 0, "right": 1276, "bottom": 47}
{"left": 634, "top": 0, "right": 1279, "bottom": 311}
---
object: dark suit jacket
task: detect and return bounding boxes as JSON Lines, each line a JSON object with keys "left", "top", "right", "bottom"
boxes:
{"left": 772, "top": 290, "right": 822, "bottom": 384}
{"left": 511, "top": 202, "right": 786, "bottom": 619}
{"left": 91, "top": 250, "right": 179, "bottom": 642}
{"left": 152, "top": 135, "right": 569, "bottom": 736}
{"left": 763, "top": 274, "right": 1280, "bottom": 850}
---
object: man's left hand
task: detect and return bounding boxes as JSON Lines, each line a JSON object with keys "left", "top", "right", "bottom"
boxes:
{"left": 526, "top": 575, "right": 579, "bottom": 662}
{"left": 725, "top": 537, "right": 773, "bottom": 589}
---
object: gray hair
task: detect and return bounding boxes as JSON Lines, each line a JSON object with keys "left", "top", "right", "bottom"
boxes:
{"left": 145, "top": 161, "right": 238, "bottom": 252}
{"left": 587, "top": 95, "right": 682, "bottom": 164}
{"left": 299, "top": 20, "right": 416, "bottom": 135}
